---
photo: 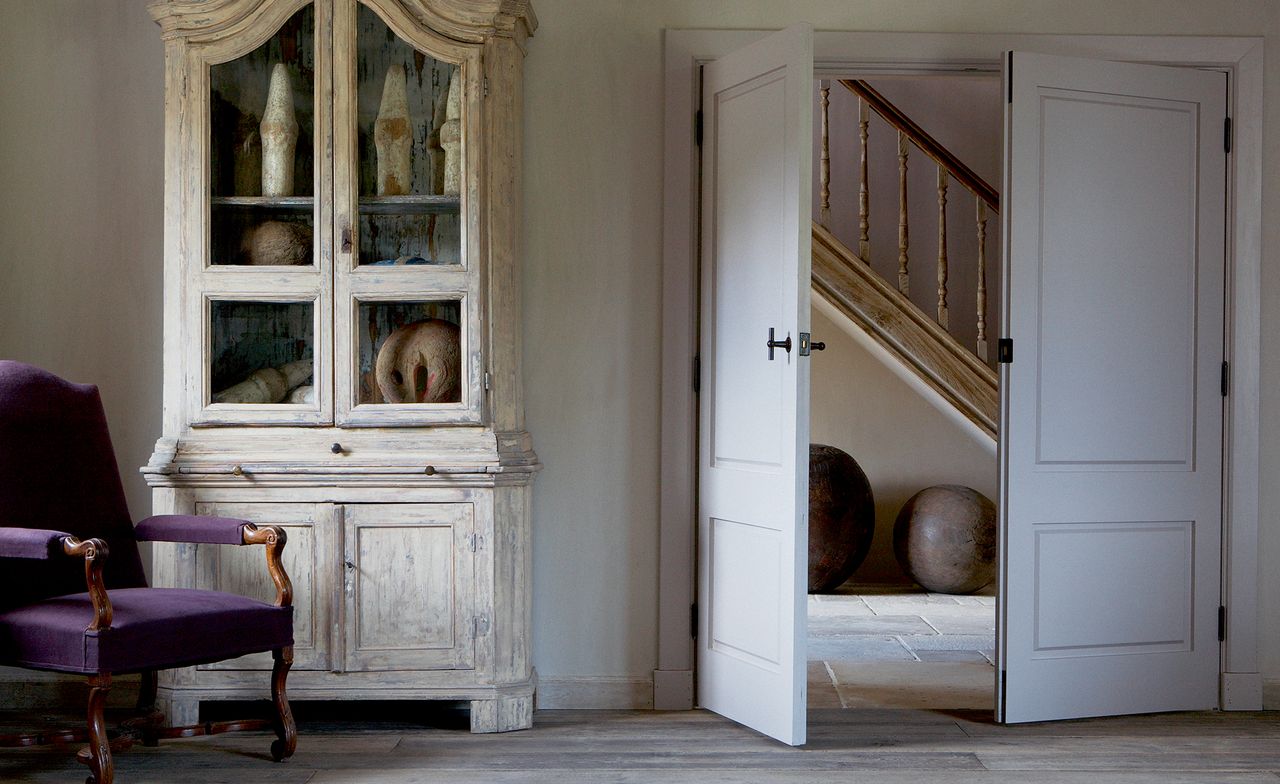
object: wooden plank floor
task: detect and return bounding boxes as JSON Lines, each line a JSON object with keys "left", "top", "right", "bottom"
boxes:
{"left": 5, "top": 706, "right": 1280, "bottom": 783}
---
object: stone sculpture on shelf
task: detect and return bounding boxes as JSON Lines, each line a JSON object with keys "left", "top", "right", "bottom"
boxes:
{"left": 374, "top": 319, "right": 461, "bottom": 404}
{"left": 213, "top": 359, "right": 312, "bottom": 404}
{"left": 427, "top": 76, "right": 449, "bottom": 193}
{"left": 374, "top": 64, "right": 412, "bottom": 196}
{"left": 260, "top": 63, "right": 298, "bottom": 197}
{"left": 234, "top": 112, "right": 262, "bottom": 196}
{"left": 240, "top": 221, "right": 312, "bottom": 265}
{"left": 893, "top": 485, "right": 997, "bottom": 594}
{"left": 286, "top": 385, "right": 315, "bottom": 404}
{"left": 441, "top": 70, "right": 462, "bottom": 195}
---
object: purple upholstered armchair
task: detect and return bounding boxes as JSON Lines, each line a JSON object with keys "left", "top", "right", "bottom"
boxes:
{"left": 0, "top": 361, "right": 296, "bottom": 783}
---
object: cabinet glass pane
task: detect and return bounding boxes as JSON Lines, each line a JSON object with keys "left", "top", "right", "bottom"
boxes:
{"left": 356, "top": 4, "right": 460, "bottom": 266}
{"left": 211, "top": 301, "right": 315, "bottom": 405}
{"left": 210, "top": 4, "right": 315, "bottom": 266}
{"left": 357, "top": 301, "right": 461, "bottom": 405}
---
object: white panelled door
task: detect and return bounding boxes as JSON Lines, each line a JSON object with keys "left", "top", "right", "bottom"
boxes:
{"left": 696, "top": 24, "right": 813, "bottom": 746}
{"left": 999, "top": 51, "right": 1226, "bottom": 723}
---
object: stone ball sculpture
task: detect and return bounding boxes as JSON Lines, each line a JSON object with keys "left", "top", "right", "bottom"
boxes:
{"left": 240, "top": 220, "right": 312, "bottom": 265}
{"left": 893, "top": 484, "right": 996, "bottom": 594}
{"left": 374, "top": 319, "right": 462, "bottom": 404}
{"left": 808, "top": 444, "right": 876, "bottom": 593}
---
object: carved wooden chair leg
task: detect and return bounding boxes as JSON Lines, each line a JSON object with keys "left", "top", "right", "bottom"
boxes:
{"left": 270, "top": 646, "right": 296, "bottom": 762}
{"left": 81, "top": 673, "right": 114, "bottom": 784}
{"left": 135, "top": 670, "right": 160, "bottom": 747}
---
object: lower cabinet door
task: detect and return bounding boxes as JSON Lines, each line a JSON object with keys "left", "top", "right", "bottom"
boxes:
{"left": 342, "top": 503, "right": 476, "bottom": 671}
{"left": 193, "top": 502, "right": 337, "bottom": 671}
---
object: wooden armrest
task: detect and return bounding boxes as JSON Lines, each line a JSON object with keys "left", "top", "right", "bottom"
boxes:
{"left": 241, "top": 525, "right": 292, "bottom": 608}
{"left": 61, "top": 537, "right": 112, "bottom": 631}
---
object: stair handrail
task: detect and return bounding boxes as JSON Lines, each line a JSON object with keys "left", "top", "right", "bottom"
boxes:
{"left": 839, "top": 79, "right": 999, "bottom": 211}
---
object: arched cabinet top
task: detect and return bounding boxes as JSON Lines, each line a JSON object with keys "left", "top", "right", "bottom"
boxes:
{"left": 149, "top": 0, "right": 537, "bottom": 48}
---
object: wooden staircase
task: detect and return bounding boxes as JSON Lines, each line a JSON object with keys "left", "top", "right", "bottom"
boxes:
{"left": 814, "top": 78, "right": 998, "bottom": 439}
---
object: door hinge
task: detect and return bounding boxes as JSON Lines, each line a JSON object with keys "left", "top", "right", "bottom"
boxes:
{"left": 692, "top": 354, "right": 701, "bottom": 393}
{"left": 1006, "top": 52, "right": 1013, "bottom": 104}
{"left": 468, "top": 533, "right": 478, "bottom": 553}
{"left": 1218, "top": 605, "right": 1227, "bottom": 642}
{"left": 483, "top": 76, "right": 490, "bottom": 98}
{"left": 690, "top": 602, "right": 698, "bottom": 639}
{"left": 1221, "top": 361, "right": 1229, "bottom": 397}
{"left": 998, "top": 338, "right": 1013, "bottom": 364}
{"left": 1224, "top": 117, "right": 1232, "bottom": 153}
{"left": 474, "top": 616, "right": 490, "bottom": 638}
{"left": 483, "top": 371, "right": 492, "bottom": 392}
{"left": 695, "top": 109, "right": 703, "bottom": 147}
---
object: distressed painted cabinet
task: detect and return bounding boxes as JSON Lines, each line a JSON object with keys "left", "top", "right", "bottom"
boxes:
{"left": 143, "top": 0, "right": 538, "bottom": 732}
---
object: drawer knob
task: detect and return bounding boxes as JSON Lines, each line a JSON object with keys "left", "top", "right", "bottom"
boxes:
{"left": 231, "top": 465, "right": 244, "bottom": 477}
{"left": 424, "top": 465, "right": 437, "bottom": 476}
{"left": 331, "top": 443, "right": 344, "bottom": 455}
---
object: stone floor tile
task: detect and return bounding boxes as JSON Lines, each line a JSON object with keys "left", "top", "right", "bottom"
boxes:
{"left": 808, "top": 635, "right": 916, "bottom": 661}
{"left": 809, "top": 615, "right": 937, "bottom": 636}
{"left": 897, "top": 634, "right": 994, "bottom": 652}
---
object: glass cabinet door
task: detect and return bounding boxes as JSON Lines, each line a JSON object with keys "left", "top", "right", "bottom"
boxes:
{"left": 195, "top": 1, "right": 333, "bottom": 425}
{"left": 333, "top": 0, "right": 484, "bottom": 426}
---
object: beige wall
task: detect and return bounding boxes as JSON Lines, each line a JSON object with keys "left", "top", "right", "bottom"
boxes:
{"left": 0, "top": 1, "right": 163, "bottom": 521}
{"left": 808, "top": 307, "right": 996, "bottom": 583}
{"left": 2, "top": 0, "right": 1279, "bottom": 700}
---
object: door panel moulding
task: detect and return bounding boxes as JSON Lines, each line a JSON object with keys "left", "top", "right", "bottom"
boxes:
{"left": 658, "top": 30, "right": 1262, "bottom": 712}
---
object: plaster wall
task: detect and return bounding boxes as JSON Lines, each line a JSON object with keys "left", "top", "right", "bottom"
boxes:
{"left": 2, "top": 0, "right": 1279, "bottom": 704}
{"left": 808, "top": 308, "right": 996, "bottom": 583}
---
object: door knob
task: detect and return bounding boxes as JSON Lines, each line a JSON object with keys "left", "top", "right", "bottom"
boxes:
{"left": 766, "top": 327, "right": 791, "bottom": 360}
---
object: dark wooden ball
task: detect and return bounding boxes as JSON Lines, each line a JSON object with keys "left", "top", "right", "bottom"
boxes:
{"left": 893, "top": 485, "right": 996, "bottom": 594}
{"left": 808, "top": 444, "right": 875, "bottom": 593}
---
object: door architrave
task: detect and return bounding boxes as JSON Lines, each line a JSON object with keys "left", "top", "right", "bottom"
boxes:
{"left": 656, "top": 30, "right": 1263, "bottom": 712}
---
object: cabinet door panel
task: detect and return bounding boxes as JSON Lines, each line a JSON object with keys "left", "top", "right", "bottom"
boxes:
{"left": 343, "top": 503, "right": 475, "bottom": 671}
{"left": 194, "top": 502, "right": 336, "bottom": 671}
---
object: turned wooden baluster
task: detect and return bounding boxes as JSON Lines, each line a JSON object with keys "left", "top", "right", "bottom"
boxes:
{"left": 975, "top": 198, "right": 989, "bottom": 361}
{"left": 819, "top": 80, "right": 831, "bottom": 227}
{"left": 858, "top": 98, "right": 871, "bottom": 262}
{"left": 936, "top": 166, "right": 949, "bottom": 330}
{"left": 897, "top": 131, "right": 910, "bottom": 295}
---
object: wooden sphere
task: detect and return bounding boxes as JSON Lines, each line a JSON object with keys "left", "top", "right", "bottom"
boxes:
{"left": 893, "top": 485, "right": 996, "bottom": 594}
{"left": 808, "top": 444, "right": 875, "bottom": 593}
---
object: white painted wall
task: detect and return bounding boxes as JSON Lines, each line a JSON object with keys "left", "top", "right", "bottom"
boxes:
{"left": 2, "top": 0, "right": 1280, "bottom": 707}
{"left": 0, "top": 1, "right": 163, "bottom": 522}
{"left": 808, "top": 307, "right": 996, "bottom": 582}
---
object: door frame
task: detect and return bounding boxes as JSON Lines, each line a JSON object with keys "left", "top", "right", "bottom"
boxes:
{"left": 655, "top": 30, "right": 1263, "bottom": 712}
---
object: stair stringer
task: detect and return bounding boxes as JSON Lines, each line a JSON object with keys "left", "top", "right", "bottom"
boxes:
{"left": 810, "top": 222, "right": 998, "bottom": 441}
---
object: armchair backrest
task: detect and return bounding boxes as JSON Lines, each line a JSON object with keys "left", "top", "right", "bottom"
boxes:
{"left": 0, "top": 361, "right": 147, "bottom": 610}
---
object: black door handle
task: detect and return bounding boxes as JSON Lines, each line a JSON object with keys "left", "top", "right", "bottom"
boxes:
{"left": 766, "top": 328, "right": 791, "bottom": 360}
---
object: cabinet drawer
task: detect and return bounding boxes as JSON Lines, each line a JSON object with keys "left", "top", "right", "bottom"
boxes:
{"left": 193, "top": 502, "right": 337, "bottom": 671}
{"left": 343, "top": 503, "right": 476, "bottom": 671}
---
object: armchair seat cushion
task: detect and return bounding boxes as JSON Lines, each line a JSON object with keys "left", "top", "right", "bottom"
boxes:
{"left": 0, "top": 588, "right": 292, "bottom": 674}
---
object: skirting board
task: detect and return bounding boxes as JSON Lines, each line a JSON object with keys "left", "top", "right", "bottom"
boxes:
{"left": 535, "top": 676, "right": 654, "bottom": 710}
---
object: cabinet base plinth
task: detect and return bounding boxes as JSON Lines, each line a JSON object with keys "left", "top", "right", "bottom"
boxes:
{"left": 470, "top": 694, "right": 534, "bottom": 732}
{"left": 155, "top": 681, "right": 536, "bottom": 734}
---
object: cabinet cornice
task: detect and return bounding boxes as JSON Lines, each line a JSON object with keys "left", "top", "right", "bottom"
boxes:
{"left": 149, "top": 0, "right": 537, "bottom": 46}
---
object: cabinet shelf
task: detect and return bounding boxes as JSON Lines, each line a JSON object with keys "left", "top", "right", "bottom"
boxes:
{"left": 359, "top": 195, "right": 461, "bottom": 215}
{"left": 211, "top": 195, "right": 461, "bottom": 215}
{"left": 213, "top": 196, "right": 314, "bottom": 212}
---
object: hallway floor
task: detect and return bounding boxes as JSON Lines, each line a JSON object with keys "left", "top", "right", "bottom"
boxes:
{"left": 808, "top": 583, "right": 996, "bottom": 710}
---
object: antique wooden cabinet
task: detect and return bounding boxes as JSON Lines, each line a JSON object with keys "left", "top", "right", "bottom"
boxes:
{"left": 143, "top": 0, "right": 538, "bottom": 732}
